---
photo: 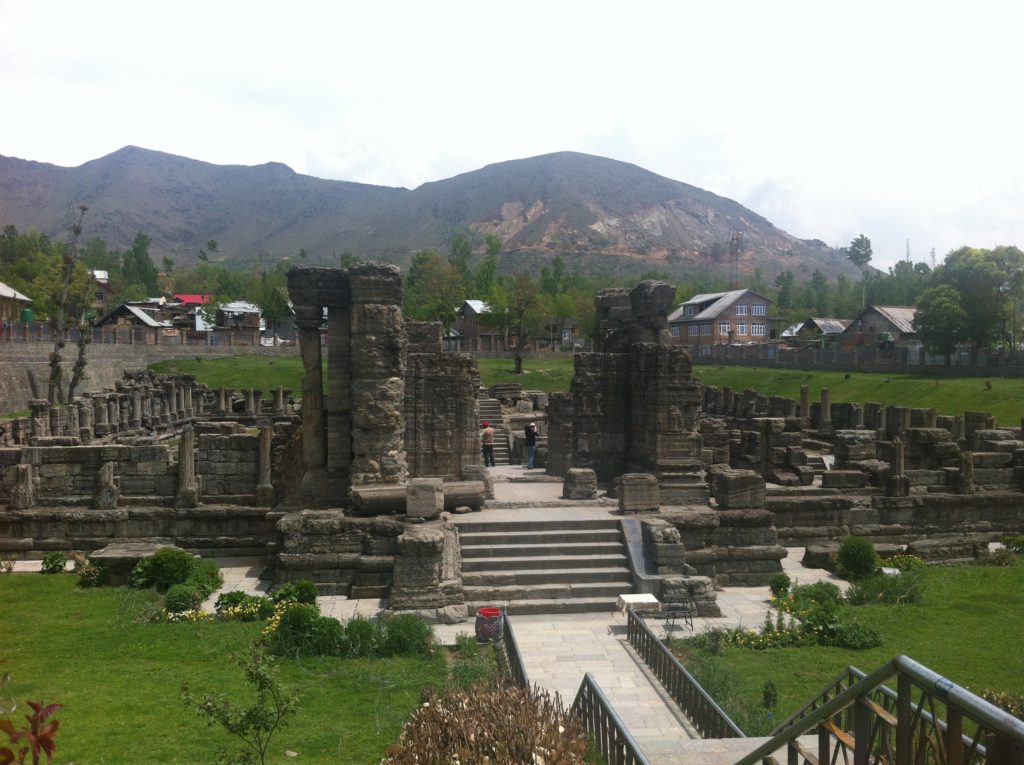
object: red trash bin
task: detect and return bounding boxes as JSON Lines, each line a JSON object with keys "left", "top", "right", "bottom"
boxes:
{"left": 474, "top": 607, "right": 504, "bottom": 643}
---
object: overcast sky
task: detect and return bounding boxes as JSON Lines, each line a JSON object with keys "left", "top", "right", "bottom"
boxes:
{"left": 2, "top": 1, "right": 1021, "bottom": 270}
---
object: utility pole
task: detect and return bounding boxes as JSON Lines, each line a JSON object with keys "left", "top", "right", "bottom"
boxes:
{"left": 728, "top": 229, "right": 743, "bottom": 289}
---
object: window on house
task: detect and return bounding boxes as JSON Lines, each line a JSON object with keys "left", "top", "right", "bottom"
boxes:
{"left": 684, "top": 305, "right": 695, "bottom": 316}
{"left": 752, "top": 322, "right": 766, "bottom": 336}
{"left": 701, "top": 323, "right": 711, "bottom": 336}
{"left": 562, "top": 329, "right": 572, "bottom": 341}
{"left": 688, "top": 324, "right": 700, "bottom": 337}
{"left": 737, "top": 322, "right": 747, "bottom": 335}
{"left": 719, "top": 321, "right": 731, "bottom": 335}
{"left": 735, "top": 304, "right": 748, "bottom": 315}
{"left": 752, "top": 304, "right": 767, "bottom": 316}
{"left": 671, "top": 325, "right": 681, "bottom": 337}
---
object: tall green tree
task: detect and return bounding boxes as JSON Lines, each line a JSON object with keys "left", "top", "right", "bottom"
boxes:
{"left": 914, "top": 284, "right": 969, "bottom": 364}
{"left": 404, "top": 250, "right": 465, "bottom": 329}
{"left": 933, "top": 245, "right": 1024, "bottom": 361}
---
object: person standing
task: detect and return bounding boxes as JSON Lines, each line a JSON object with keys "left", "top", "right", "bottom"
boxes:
{"left": 525, "top": 421, "right": 538, "bottom": 469}
{"left": 481, "top": 420, "right": 496, "bottom": 467}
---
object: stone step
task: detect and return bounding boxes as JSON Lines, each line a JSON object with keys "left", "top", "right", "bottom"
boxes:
{"left": 461, "top": 541, "right": 626, "bottom": 559}
{"left": 466, "top": 596, "right": 620, "bottom": 615}
{"left": 453, "top": 518, "right": 620, "bottom": 533}
{"left": 458, "top": 528, "right": 622, "bottom": 546}
{"left": 462, "top": 553, "right": 628, "bottom": 572}
{"left": 462, "top": 567, "right": 631, "bottom": 586}
{"left": 464, "top": 581, "right": 633, "bottom": 601}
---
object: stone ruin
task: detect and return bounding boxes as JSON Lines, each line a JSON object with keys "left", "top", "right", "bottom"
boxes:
{"left": 2, "top": 265, "right": 1024, "bottom": 620}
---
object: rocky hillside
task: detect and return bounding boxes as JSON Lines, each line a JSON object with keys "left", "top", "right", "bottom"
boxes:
{"left": 0, "top": 146, "right": 855, "bottom": 280}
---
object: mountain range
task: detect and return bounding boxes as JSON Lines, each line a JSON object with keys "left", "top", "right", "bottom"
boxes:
{"left": 0, "top": 146, "right": 857, "bottom": 281}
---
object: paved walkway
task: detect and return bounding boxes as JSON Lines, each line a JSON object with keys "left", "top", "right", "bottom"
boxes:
{"left": 10, "top": 469, "right": 847, "bottom": 765}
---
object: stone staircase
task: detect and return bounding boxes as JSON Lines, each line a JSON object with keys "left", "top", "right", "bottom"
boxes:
{"left": 455, "top": 518, "right": 633, "bottom": 614}
{"left": 478, "top": 396, "right": 511, "bottom": 465}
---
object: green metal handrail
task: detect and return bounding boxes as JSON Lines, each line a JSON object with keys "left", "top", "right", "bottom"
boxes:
{"left": 733, "top": 655, "right": 1024, "bottom": 765}
{"left": 571, "top": 672, "right": 652, "bottom": 765}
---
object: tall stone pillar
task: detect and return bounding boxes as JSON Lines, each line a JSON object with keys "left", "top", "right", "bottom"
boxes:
{"left": 29, "top": 399, "right": 49, "bottom": 439}
{"left": 175, "top": 384, "right": 186, "bottom": 421}
{"left": 130, "top": 389, "right": 143, "bottom": 429}
{"left": 252, "top": 389, "right": 262, "bottom": 417}
{"left": 886, "top": 439, "right": 909, "bottom": 497}
{"left": 799, "top": 384, "right": 810, "bottom": 419}
{"left": 819, "top": 388, "right": 832, "bottom": 434}
{"left": 295, "top": 304, "right": 328, "bottom": 497}
{"left": 254, "top": 424, "right": 275, "bottom": 507}
{"left": 217, "top": 388, "right": 230, "bottom": 416}
{"left": 243, "top": 389, "right": 256, "bottom": 416}
{"left": 93, "top": 395, "right": 109, "bottom": 436}
{"left": 957, "top": 451, "right": 975, "bottom": 495}
{"left": 273, "top": 387, "right": 287, "bottom": 416}
{"left": 76, "top": 397, "right": 93, "bottom": 443}
{"left": 348, "top": 263, "right": 408, "bottom": 486}
{"left": 175, "top": 425, "right": 199, "bottom": 508}
{"left": 183, "top": 383, "right": 194, "bottom": 419}
{"left": 723, "top": 387, "right": 735, "bottom": 418}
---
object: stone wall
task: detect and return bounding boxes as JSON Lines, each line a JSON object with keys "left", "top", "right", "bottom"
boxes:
{"left": 0, "top": 506, "right": 279, "bottom": 558}
{"left": 197, "top": 433, "right": 259, "bottom": 500}
{"left": 405, "top": 351, "right": 481, "bottom": 480}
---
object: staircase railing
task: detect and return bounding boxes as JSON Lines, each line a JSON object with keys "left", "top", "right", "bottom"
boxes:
{"left": 733, "top": 655, "right": 1024, "bottom": 765}
{"left": 571, "top": 672, "right": 652, "bottom": 765}
{"left": 501, "top": 612, "right": 530, "bottom": 689}
{"left": 626, "top": 608, "right": 745, "bottom": 739}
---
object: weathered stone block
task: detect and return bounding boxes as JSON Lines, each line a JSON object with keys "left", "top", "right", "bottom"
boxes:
{"left": 714, "top": 469, "right": 765, "bottom": 509}
{"left": 563, "top": 468, "right": 597, "bottom": 499}
{"left": 617, "top": 473, "right": 660, "bottom": 513}
{"left": 407, "top": 478, "right": 443, "bottom": 520}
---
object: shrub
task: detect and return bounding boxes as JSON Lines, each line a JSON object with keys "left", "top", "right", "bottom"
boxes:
{"left": 344, "top": 615, "right": 383, "bottom": 658}
{"left": 981, "top": 689, "right": 1024, "bottom": 718}
{"left": 215, "top": 591, "right": 275, "bottom": 621}
{"left": 263, "top": 602, "right": 322, "bottom": 657}
{"left": 847, "top": 571, "right": 924, "bottom": 605}
{"left": 188, "top": 558, "right": 224, "bottom": 599}
{"left": 768, "top": 573, "right": 791, "bottom": 598}
{"left": 0, "top": 556, "right": 13, "bottom": 575}
{"left": 1002, "top": 535, "right": 1024, "bottom": 554}
{"left": 837, "top": 536, "right": 878, "bottom": 581}
{"left": 384, "top": 684, "right": 588, "bottom": 763}
{"left": 382, "top": 614, "right": 435, "bottom": 657}
{"left": 70, "top": 552, "right": 107, "bottom": 588}
{"left": 774, "top": 581, "right": 844, "bottom": 617}
{"left": 41, "top": 552, "right": 67, "bottom": 574}
{"left": 887, "top": 554, "right": 927, "bottom": 572}
{"left": 825, "top": 619, "right": 883, "bottom": 649}
{"left": 978, "top": 548, "right": 1017, "bottom": 567}
{"left": 271, "top": 579, "right": 318, "bottom": 605}
{"left": 165, "top": 583, "right": 203, "bottom": 613}
{"left": 132, "top": 548, "right": 196, "bottom": 592}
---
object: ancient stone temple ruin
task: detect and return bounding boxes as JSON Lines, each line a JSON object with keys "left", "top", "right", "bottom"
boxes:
{"left": 3, "top": 266, "right": 1024, "bottom": 621}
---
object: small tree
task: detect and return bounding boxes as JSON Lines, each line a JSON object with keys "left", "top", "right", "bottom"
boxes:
{"left": 914, "top": 284, "right": 969, "bottom": 364}
{"left": 47, "top": 204, "right": 89, "bottom": 404}
{"left": 182, "top": 647, "right": 298, "bottom": 765}
{"left": 847, "top": 234, "right": 873, "bottom": 308}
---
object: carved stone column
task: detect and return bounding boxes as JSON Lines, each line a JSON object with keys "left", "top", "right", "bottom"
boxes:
{"left": 29, "top": 399, "right": 49, "bottom": 439}
{"left": 295, "top": 304, "right": 327, "bottom": 496}
{"left": 183, "top": 383, "right": 194, "bottom": 419}
{"left": 273, "top": 387, "right": 287, "bottom": 416}
{"left": 93, "top": 395, "right": 109, "bottom": 436}
{"left": 175, "top": 425, "right": 199, "bottom": 508}
{"left": 254, "top": 424, "right": 275, "bottom": 507}
{"left": 76, "top": 397, "right": 93, "bottom": 443}
{"left": 130, "top": 389, "right": 143, "bottom": 429}
{"left": 819, "top": 388, "right": 832, "bottom": 434}
{"left": 349, "top": 263, "right": 407, "bottom": 486}
{"left": 799, "top": 384, "right": 810, "bottom": 419}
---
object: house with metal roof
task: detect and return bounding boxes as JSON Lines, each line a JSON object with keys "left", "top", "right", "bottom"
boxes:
{"left": 839, "top": 305, "right": 918, "bottom": 349}
{"left": 454, "top": 299, "right": 507, "bottom": 352}
{"left": 0, "top": 280, "right": 31, "bottom": 324}
{"left": 783, "top": 317, "right": 853, "bottom": 345}
{"left": 94, "top": 303, "right": 174, "bottom": 344}
{"left": 668, "top": 289, "right": 773, "bottom": 352}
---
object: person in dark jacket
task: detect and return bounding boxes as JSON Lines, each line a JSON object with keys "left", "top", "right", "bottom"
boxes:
{"left": 525, "top": 421, "right": 538, "bottom": 469}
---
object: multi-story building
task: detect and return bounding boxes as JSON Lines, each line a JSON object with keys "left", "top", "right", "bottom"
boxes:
{"left": 668, "top": 289, "right": 773, "bottom": 354}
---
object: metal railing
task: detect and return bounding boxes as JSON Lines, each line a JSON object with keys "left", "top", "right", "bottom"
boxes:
{"left": 571, "top": 672, "right": 652, "bottom": 765}
{"left": 625, "top": 608, "right": 745, "bottom": 739}
{"left": 734, "top": 655, "right": 1024, "bottom": 765}
{"left": 501, "top": 612, "right": 529, "bottom": 689}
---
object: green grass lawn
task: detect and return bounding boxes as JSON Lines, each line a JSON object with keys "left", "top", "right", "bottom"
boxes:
{"left": 149, "top": 356, "right": 306, "bottom": 392}
{"left": 0, "top": 575, "right": 448, "bottom": 765}
{"left": 691, "top": 366, "right": 1024, "bottom": 424}
{"left": 146, "top": 354, "right": 1024, "bottom": 423}
{"left": 671, "top": 563, "right": 1024, "bottom": 735}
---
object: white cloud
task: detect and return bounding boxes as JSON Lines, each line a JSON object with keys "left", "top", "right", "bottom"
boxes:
{"left": 2, "top": 0, "right": 1023, "bottom": 270}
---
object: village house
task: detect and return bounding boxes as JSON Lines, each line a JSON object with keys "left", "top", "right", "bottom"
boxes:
{"left": 88, "top": 270, "right": 116, "bottom": 318}
{"left": 0, "top": 279, "right": 31, "bottom": 325}
{"left": 93, "top": 302, "right": 174, "bottom": 344}
{"left": 838, "top": 305, "right": 918, "bottom": 350}
{"left": 668, "top": 289, "right": 773, "bottom": 355}
{"left": 452, "top": 299, "right": 507, "bottom": 352}
{"left": 782, "top": 317, "right": 852, "bottom": 346}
